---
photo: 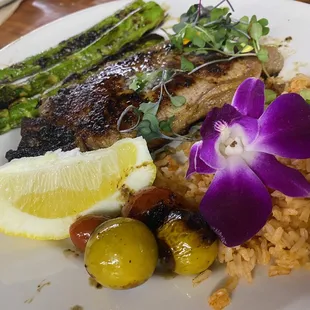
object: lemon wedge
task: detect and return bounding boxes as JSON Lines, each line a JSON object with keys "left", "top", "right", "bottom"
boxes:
{"left": 0, "top": 137, "right": 156, "bottom": 240}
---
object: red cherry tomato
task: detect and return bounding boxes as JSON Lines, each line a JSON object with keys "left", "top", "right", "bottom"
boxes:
{"left": 69, "top": 215, "right": 108, "bottom": 252}
{"left": 122, "top": 186, "right": 184, "bottom": 218}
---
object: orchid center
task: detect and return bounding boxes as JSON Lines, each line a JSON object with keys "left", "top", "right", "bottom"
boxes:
{"left": 214, "top": 120, "right": 245, "bottom": 157}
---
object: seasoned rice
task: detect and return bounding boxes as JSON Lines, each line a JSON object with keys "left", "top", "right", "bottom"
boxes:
{"left": 154, "top": 75, "right": 310, "bottom": 309}
{"left": 192, "top": 269, "right": 212, "bottom": 287}
{"left": 208, "top": 277, "right": 239, "bottom": 310}
{"left": 208, "top": 288, "right": 231, "bottom": 310}
{"left": 154, "top": 141, "right": 310, "bottom": 288}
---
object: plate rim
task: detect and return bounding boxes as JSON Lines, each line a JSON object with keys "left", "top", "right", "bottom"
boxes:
{"left": 0, "top": 1, "right": 310, "bottom": 309}
{"left": 1, "top": 0, "right": 310, "bottom": 55}
{"left": 0, "top": 0, "right": 131, "bottom": 54}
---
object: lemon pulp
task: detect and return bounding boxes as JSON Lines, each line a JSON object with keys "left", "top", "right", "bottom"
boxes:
{"left": 8, "top": 142, "right": 137, "bottom": 218}
{"left": 0, "top": 137, "right": 156, "bottom": 239}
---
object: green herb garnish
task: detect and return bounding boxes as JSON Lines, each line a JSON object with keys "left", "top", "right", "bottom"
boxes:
{"left": 118, "top": 0, "right": 272, "bottom": 142}
{"left": 300, "top": 89, "right": 310, "bottom": 104}
{"left": 135, "top": 70, "right": 190, "bottom": 141}
{"left": 181, "top": 56, "right": 195, "bottom": 71}
{"left": 170, "top": 96, "right": 187, "bottom": 107}
{"left": 264, "top": 89, "right": 277, "bottom": 105}
{"left": 139, "top": 101, "right": 160, "bottom": 115}
{"left": 129, "top": 71, "right": 160, "bottom": 92}
{"left": 159, "top": 116, "right": 175, "bottom": 132}
{"left": 170, "top": 1, "right": 269, "bottom": 74}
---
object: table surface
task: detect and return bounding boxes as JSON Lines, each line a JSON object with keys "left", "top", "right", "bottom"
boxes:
{"left": 0, "top": 0, "right": 310, "bottom": 49}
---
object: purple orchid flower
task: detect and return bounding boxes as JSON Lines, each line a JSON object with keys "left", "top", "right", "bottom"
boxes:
{"left": 187, "top": 78, "right": 310, "bottom": 247}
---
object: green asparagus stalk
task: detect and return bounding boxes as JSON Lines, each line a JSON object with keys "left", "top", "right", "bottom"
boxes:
{"left": 0, "top": 109, "right": 10, "bottom": 133}
{"left": 0, "top": 0, "right": 145, "bottom": 84}
{"left": 0, "top": 34, "right": 164, "bottom": 134}
{"left": 0, "top": 1, "right": 164, "bottom": 108}
{"left": 45, "top": 33, "right": 165, "bottom": 97}
{"left": 0, "top": 99, "right": 39, "bottom": 133}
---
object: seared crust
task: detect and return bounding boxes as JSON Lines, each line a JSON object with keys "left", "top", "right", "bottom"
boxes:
{"left": 5, "top": 118, "right": 78, "bottom": 161}
{"left": 6, "top": 43, "right": 262, "bottom": 160}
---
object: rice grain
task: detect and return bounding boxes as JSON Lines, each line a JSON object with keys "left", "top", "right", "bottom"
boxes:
{"left": 154, "top": 142, "right": 310, "bottom": 306}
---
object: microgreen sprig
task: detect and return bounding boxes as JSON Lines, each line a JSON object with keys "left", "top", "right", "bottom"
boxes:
{"left": 118, "top": 68, "right": 199, "bottom": 142}
{"left": 170, "top": 1, "right": 270, "bottom": 68}
{"left": 264, "top": 89, "right": 277, "bottom": 105}
{"left": 135, "top": 70, "right": 193, "bottom": 141}
{"left": 117, "top": 0, "right": 272, "bottom": 142}
{"left": 300, "top": 89, "right": 310, "bottom": 104}
{"left": 117, "top": 105, "right": 141, "bottom": 133}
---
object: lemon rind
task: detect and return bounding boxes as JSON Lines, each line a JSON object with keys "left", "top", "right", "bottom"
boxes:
{"left": 0, "top": 137, "right": 156, "bottom": 240}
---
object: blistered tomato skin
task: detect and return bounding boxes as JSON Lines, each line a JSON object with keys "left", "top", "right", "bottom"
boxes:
{"left": 157, "top": 219, "right": 218, "bottom": 275}
{"left": 122, "top": 186, "right": 185, "bottom": 231}
{"left": 122, "top": 186, "right": 218, "bottom": 275}
{"left": 122, "top": 186, "right": 184, "bottom": 218}
{"left": 69, "top": 215, "right": 108, "bottom": 252}
{"left": 84, "top": 217, "right": 158, "bottom": 290}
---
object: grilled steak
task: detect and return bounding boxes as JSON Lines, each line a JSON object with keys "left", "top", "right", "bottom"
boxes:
{"left": 6, "top": 43, "right": 262, "bottom": 160}
{"left": 5, "top": 118, "right": 79, "bottom": 161}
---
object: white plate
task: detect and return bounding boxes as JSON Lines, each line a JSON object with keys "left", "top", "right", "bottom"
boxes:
{"left": 0, "top": 0, "right": 17, "bottom": 8}
{"left": 0, "top": 1, "right": 310, "bottom": 309}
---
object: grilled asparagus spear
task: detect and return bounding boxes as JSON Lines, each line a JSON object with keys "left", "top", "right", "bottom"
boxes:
{"left": 0, "top": 0, "right": 145, "bottom": 84}
{"left": 0, "top": 99, "right": 39, "bottom": 133}
{"left": 0, "top": 34, "right": 164, "bottom": 134}
{"left": 0, "top": 1, "right": 164, "bottom": 108}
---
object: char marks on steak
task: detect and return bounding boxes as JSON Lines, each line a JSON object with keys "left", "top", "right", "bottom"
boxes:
{"left": 5, "top": 118, "right": 81, "bottom": 161}
{"left": 6, "top": 43, "right": 262, "bottom": 160}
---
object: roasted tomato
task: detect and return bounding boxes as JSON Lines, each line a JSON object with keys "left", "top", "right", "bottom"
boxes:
{"left": 122, "top": 186, "right": 184, "bottom": 231}
{"left": 84, "top": 217, "right": 158, "bottom": 289}
{"left": 157, "top": 210, "right": 218, "bottom": 275}
{"left": 122, "top": 186, "right": 218, "bottom": 275}
{"left": 69, "top": 214, "right": 109, "bottom": 252}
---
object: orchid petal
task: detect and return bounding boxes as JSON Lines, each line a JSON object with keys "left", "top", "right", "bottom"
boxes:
{"left": 199, "top": 157, "right": 272, "bottom": 247}
{"left": 186, "top": 142, "right": 216, "bottom": 178}
{"left": 232, "top": 78, "right": 265, "bottom": 119}
{"left": 247, "top": 152, "right": 310, "bottom": 197}
{"left": 200, "top": 136, "right": 226, "bottom": 169}
{"left": 230, "top": 116, "right": 258, "bottom": 145}
{"left": 251, "top": 94, "right": 310, "bottom": 159}
{"left": 199, "top": 112, "right": 258, "bottom": 168}
{"left": 200, "top": 104, "right": 242, "bottom": 137}
{"left": 199, "top": 104, "right": 242, "bottom": 169}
